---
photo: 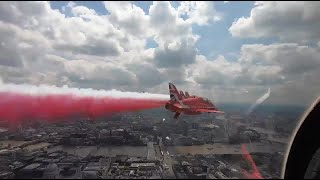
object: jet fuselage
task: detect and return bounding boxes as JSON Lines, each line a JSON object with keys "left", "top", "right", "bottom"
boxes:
{"left": 165, "top": 83, "right": 223, "bottom": 119}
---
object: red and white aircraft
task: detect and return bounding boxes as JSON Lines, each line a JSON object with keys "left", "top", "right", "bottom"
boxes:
{"left": 165, "top": 83, "right": 224, "bottom": 119}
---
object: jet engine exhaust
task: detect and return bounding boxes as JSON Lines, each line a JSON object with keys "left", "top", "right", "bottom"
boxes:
{"left": 0, "top": 82, "right": 169, "bottom": 125}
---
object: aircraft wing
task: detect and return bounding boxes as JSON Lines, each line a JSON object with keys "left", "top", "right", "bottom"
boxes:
{"left": 173, "top": 103, "right": 184, "bottom": 109}
{"left": 194, "top": 109, "right": 224, "bottom": 113}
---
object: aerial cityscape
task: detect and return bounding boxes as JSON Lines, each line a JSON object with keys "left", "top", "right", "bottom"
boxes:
{"left": 0, "top": 105, "right": 300, "bottom": 179}
{"left": 0, "top": 1, "right": 318, "bottom": 179}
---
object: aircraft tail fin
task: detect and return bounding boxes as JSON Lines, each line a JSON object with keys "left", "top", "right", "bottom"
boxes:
{"left": 169, "top": 83, "right": 183, "bottom": 102}
{"left": 180, "top": 91, "right": 186, "bottom": 98}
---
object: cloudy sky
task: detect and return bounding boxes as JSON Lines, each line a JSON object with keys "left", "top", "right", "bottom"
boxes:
{"left": 0, "top": 1, "right": 320, "bottom": 106}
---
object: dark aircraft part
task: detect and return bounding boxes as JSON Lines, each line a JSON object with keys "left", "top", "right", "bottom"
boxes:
{"left": 165, "top": 103, "right": 170, "bottom": 110}
{"left": 165, "top": 103, "right": 175, "bottom": 112}
{"left": 174, "top": 112, "right": 181, "bottom": 119}
{"left": 184, "top": 111, "right": 201, "bottom": 115}
{"left": 180, "top": 91, "right": 186, "bottom": 98}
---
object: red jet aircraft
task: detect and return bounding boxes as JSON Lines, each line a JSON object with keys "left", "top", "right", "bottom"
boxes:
{"left": 165, "top": 83, "right": 224, "bottom": 119}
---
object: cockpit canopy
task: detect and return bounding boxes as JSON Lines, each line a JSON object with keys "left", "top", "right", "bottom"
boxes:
{"left": 203, "top": 98, "right": 212, "bottom": 104}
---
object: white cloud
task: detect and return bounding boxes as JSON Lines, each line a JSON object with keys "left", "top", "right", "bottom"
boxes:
{"left": 71, "top": 5, "right": 97, "bottom": 16}
{"left": 0, "top": 64, "right": 70, "bottom": 86}
{"left": 104, "top": 1, "right": 152, "bottom": 38}
{"left": 240, "top": 43, "right": 320, "bottom": 77}
{"left": 229, "top": 1, "right": 320, "bottom": 44}
{"left": 147, "top": 1, "right": 201, "bottom": 84}
{"left": 61, "top": 1, "right": 76, "bottom": 12}
{"left": 65, "top": 60, "right": 136, "bottom": 86}
{"left": 0, "top": 21, "right": 51, "bottom": 68}
{"left": 153, "top": 40, "right": 198, "bottom": 67}
{"left": 149, "top": 1, "right": 198, "bottom": 47}
{"left": 185, "top": 43, "right": 320, "bottom": 105}
{"left": 127, "top": 62, "right": 165, "bottom": 87}
{"left": 189, "top": 55, "right": 241, "bottom": 86}
{"left": 0, "top": 1, "right": 139, "bottom": 88}
{"left": 0, "top": 1, "right": 319, "bottom": 106}
{"left": 177, "top": 1, "right": 221, "bottom": 26}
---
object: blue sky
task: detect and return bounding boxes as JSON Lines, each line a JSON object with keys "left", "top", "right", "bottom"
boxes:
{"left": 50, "top": 1, "right": 278, "bottom": 61}
{"left": 1, "top": 1, "right": 320, "bottom": 106}
{"left": 192, "top": 1, "right": 279, "bottom": 60}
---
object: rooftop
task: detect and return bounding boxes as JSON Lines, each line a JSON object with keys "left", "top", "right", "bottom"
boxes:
{"left": 130, "top": 163, "right": 156, "bottom": 168}
{"left": 22, "top": 163, "right": 42, "bottom": 171}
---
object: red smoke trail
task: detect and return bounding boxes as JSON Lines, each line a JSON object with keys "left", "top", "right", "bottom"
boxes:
{"left": 240, "top": 144, "right": 263, "bottom": 179}
{"left": 0, "top": 92, "right": 167, "bottom": 125}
